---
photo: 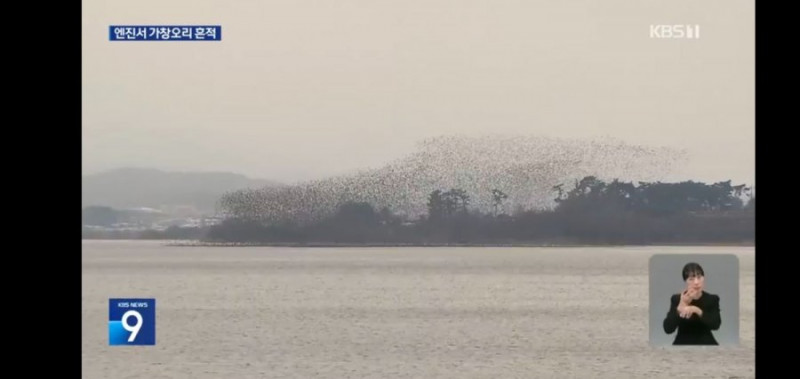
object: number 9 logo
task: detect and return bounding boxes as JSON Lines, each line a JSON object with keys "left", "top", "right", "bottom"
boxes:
{"left": 121, "top": 310, "right": 143, "bottom": 342}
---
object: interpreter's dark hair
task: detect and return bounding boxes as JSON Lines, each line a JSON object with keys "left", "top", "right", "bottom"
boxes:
{"left": 682, "top": 262, "right": 705, "bottom": 281}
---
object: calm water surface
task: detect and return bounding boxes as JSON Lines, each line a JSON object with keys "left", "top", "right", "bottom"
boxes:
{"left": 82, "top": 241, "right": 755, "bottom": 378}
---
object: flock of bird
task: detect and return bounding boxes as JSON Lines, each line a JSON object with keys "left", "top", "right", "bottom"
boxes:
{"left": 219, "top": 135, "right": 685, "bottom": 225}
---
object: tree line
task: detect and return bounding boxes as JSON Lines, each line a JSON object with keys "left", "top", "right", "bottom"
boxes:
{"left": 206, "top": 177, "right": 754, "bottom": 245}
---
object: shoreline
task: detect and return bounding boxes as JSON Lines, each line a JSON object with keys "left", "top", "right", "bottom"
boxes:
{"left": 160, "top": 240, "right": 755, "bottom": 248}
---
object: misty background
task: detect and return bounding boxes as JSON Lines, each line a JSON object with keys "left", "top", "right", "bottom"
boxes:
{"left": 83, "top": 0, "right": 754, "bottom": 186}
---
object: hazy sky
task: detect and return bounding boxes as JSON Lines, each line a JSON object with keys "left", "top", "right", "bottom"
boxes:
{"left": 83, "top": 0, "right": 754, "bottom": 185}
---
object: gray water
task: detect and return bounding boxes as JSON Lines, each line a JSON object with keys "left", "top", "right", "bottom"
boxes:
{"left": 82, "top": 241, "right": 755, "bottom": 378}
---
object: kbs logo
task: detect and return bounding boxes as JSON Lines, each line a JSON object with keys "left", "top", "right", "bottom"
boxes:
{"left": 109, "top": 298, "right": 156, "bottom": 345}
{"left": 650, "top": 25, "right": 700, "bottom": 39}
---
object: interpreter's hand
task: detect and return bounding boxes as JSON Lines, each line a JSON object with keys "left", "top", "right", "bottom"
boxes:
{"left": 678, "top": 305, "right": 701, "bottom": 319}
{"left": 680, "top": 290, "right": 694, "bottom": 305}
{"left": 687, "top": 305, "right": 702, "bottom": 317}
{"left": 678, "top": 303, "right": 689, "bottom": 318}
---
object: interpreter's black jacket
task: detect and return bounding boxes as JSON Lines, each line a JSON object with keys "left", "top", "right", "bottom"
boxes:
{"left": 663, "top": 291, "right": 721, "bottom": 345}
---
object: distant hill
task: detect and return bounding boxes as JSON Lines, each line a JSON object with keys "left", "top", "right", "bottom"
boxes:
{"left": 82, "top": 168, "right": 281, "bottom": 213}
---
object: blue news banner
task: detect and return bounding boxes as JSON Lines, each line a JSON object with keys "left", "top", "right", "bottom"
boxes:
{"left": 109, "top": 298, "right": 156, "bottom": 345}
{"left": 110, "top": 25, "right": 221, "bottom": 41}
